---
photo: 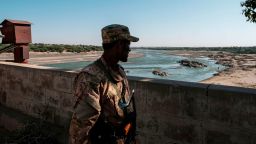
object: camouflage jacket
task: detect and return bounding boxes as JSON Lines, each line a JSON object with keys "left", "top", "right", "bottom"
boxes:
{"left": 69, "top": 57, "right": 134, "bottom": 144}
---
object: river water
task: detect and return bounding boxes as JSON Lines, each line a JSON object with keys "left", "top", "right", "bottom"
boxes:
{"left": 44, "top": 49, "right": 225, "bottom": 82}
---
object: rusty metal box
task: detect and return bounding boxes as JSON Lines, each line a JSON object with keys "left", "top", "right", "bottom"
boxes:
{"left": 0, "top": 19, "right": 32, "bottom": 44}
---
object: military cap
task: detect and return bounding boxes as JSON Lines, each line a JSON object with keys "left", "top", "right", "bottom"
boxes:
{"left": 101, "top": 24, "right": 139, "bottom": 44}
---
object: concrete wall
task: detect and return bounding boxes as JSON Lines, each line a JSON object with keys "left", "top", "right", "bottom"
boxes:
{"left": 0, "top": 61, "right": 256, "bottom": 144}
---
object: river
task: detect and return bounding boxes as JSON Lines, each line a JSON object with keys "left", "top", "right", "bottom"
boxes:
{"left": 44, "top": 49, "right": 225, "bottom": 82}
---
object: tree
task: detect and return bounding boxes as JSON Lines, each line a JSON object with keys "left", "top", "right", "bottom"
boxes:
{"left": 241, "top": 0, "right": 256, "bottom": 23}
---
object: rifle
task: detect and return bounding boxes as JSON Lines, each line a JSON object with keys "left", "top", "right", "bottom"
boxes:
{"left": 119, "top": 90, "right": 137, "bottom": 144}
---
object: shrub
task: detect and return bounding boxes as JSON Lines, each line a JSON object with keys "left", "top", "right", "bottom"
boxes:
{"left": 29, "top": 43, "right": 102, "bottom": 53}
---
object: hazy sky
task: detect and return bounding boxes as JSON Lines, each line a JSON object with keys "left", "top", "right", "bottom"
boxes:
{"left": 1, "top": 0, "right": 256, "bottom": 47}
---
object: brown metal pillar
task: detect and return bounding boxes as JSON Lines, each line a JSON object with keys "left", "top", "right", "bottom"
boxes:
{"left": 14, "top": 45, "right": 29, "bottom": 63}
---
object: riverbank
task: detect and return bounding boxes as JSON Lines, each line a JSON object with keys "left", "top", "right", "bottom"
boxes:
{"left": 0, "top": 51, "right": 144, "bottom": 65}
{"left": 1, "top": 50, "right": 255, "bottom": 88}
{"left": 167, "top": 50, "right": 256, "bottom": 89}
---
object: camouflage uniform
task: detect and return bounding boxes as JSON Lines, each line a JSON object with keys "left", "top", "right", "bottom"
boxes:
{"left": 69, "top": 24, "right": 139, "bottom": 144}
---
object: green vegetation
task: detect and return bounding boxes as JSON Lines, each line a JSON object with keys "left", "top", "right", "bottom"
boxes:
{"left": 0, "top": 43, "right": 102, "bottom": 53}
{"left": 0, "top": 44, "right": 13, "bottom": 53}
{"left": 241, "top": 0, "right": 256, "bottom": 23}
{"left": 0, "top": 44, "right": 10, "bottom": 49}
{"left": 0, "top": 44, "right": 4, "bottom": 49}
{"left": 1, "top": 43, "right": 256, "bottom": 54}
{"left": 29, "top": 43, "right": 102, "bottom": 53}
{"left": 135, "top": 46, "right": 256, "bottom": 54}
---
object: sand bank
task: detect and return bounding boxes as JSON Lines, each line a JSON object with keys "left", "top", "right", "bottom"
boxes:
{"left": 0, "top": 51, "right": 144, "bottom": 65}
{"left": 167, "top": 50, "right": 256, "bottom": 89}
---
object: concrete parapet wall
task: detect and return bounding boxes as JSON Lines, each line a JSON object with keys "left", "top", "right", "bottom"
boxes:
{"left": 0, "top": 62, "right": 75, "bottom": 127}
{"left": 0, "top": 62, "right": 256, "bottom": 144}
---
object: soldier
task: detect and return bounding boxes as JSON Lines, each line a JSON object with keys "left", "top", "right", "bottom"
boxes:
{"left": 69, "top": 24, "right": 139, "bottom": 144}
